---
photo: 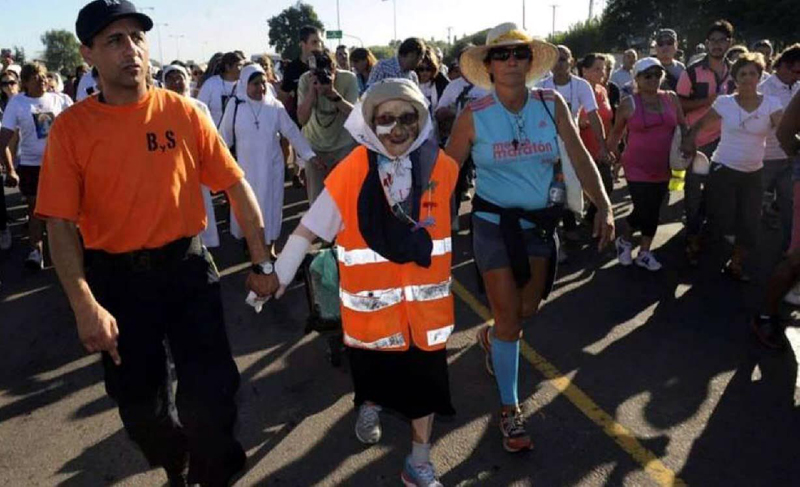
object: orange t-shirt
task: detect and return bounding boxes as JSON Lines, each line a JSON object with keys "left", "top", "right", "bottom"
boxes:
{"left": 35, "top": 88, "right": 243, "bottom": 253}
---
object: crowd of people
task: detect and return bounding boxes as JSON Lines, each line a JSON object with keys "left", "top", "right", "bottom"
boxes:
{"left": 2, "top": 0, "right": 800, "bottom": 486}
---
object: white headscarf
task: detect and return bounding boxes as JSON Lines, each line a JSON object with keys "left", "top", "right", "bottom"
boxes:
{"left": 161, "top": 64, "right": 190, "bottom": 96}
{"left": 236, "top": 64, "right": 271, "bottom": 104}
{"left": 344, "top": 78, "right": 433, "bottom": 205}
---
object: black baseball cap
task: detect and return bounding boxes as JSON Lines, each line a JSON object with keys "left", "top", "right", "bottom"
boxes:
{"left": 76, "top": 0, "right": 153, "bottom": 46}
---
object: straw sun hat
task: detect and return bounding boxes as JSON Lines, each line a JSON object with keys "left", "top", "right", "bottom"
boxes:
{"left": 459, "top": 22, "right": 559, "bottom": 91}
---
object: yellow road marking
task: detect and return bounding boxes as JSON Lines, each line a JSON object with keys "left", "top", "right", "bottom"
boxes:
{"left": 451, "top": 279, "right": 687, "bottom": 487}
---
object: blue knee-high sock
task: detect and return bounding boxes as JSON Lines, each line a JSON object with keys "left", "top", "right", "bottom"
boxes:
{"left": 490, "top": 331, "right": 520, "bottom": 406}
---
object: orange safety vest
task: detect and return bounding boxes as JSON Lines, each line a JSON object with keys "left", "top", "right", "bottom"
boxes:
{"left": 325, "top": 145, "right": 458, "bottom": 352}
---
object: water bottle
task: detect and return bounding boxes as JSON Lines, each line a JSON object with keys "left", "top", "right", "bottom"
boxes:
{"left": 548, "top": 162, "right": 566, "bottom": 207}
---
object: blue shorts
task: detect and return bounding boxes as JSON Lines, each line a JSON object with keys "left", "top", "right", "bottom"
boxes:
{"left": 472, "top": 215, "right": 554, "bottom": 273}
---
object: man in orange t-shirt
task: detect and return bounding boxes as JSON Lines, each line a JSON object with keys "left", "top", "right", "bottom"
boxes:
{"left": 35, "top": 1, "right": 276, "bottom": 485}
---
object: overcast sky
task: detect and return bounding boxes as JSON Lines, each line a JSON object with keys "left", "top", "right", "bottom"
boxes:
{"left": 1, "top": 0, "right": 603, "bottom": 64}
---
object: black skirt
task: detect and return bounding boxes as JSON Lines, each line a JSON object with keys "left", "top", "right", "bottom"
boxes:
{"left": 348, "top": 346, "right": 456, "bottom": 420}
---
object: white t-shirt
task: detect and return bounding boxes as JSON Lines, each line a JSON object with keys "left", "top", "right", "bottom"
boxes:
{"left": 436, "top": 77, "right": 489, "bottom": 115}
{"left": 197, "top": 75, "right": 238, "bottom": 127}
{"left": 711, "top": 94, "right": 783, "bottom": 172}
{"left": 1, "top": 92, "right": 72, "bottom": 166}
{"left": 537, "top": 75, "right": 597, "bottom": 120}
{"left": 758, "top": 74, "right": 800, "bottom": 160}
{"left": 75, "top": 72, "right": 98, "bottom": 102}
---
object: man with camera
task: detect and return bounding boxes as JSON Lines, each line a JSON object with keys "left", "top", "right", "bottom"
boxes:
{"left": 297, "top": 49, "right": 359, "bottom": 203}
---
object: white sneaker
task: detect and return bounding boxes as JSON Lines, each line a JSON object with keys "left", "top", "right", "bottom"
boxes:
{"left": 635, "top": 251, "right": 662, "bottom": 271}
{"left": 615, "top": 237, "right": 633, "bottom": 266}
{"left": 25, "top": 248, "right": 44, "bottom": 270}
{"left": 354, "top": 403, "right": 381, "bottom": 444}
{"left": 784, "top": 280, "right": 800, "bottom": 306}
{"left": 0, "top": 228, "right": 11, "bottom": 250}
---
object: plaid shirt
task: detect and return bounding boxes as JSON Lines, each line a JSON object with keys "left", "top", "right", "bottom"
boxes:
{"left": 366, "top": 56, "right": 418, "bottom": 88}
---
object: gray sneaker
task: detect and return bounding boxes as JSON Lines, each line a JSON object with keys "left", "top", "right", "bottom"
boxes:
{"left": 355, "top": 403, "right": 381, "bottom": 444}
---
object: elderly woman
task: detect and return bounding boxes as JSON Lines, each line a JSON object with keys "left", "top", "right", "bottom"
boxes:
{"left": 682, "top": 53, "right": 783, "bottom": 280}
{"left": 447, "top": 23, "right": 614, "bottom": 453}
{"left": 220, "top": 64, "right": 317, "bottom": 256}
{"left": 607, "top": 58, "right": 687, "bottom": 271}
{"left": 267, "top": 79, "right": 457, "bottom": 486}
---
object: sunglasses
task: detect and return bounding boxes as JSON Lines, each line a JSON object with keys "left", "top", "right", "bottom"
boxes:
{"left": 639, "top": 70, "right": 662, "bottom": 80}
{"left": 416, "top": 66, "right": 434, "bottom": 73}
{"left": 374, "top": 111, "right": 418, "bottom": 127}
{"left": 489, "top": 46, "right": 533, "bottom": 62}
{"left": 656, "top": 39, "right": 675, "bottom": 47}
{"left": 1, "top": 80, "right": 17, "bottom": 87}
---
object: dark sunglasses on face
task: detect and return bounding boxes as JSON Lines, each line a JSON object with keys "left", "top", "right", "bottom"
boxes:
{"left": 489, "top": 46, "right": 533, "bottom": 62}
{"left": 374, "top": 111, "right": 418, "bottom": 127}
{"left": 656, "top": 39, "right": 675, "bottom": 47}
{"left": 1, "top": 80, "right": 17, "bottom": 87}
{"left": 639, "top": 70, "right": 662, "bottom": 80}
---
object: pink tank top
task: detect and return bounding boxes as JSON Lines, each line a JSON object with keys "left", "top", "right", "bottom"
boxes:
{"left": 621, "top": 93, "right": 677, "bottom": 182}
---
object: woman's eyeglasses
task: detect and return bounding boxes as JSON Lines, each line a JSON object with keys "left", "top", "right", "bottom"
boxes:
{"left": 374, "top": 112, "right": 418, "bottom": 127}
{"left": 488, "top": 46, "right": 533, "bottom": 62}
{"left": 656, "top": 40, "right": 675, "bottom": 47}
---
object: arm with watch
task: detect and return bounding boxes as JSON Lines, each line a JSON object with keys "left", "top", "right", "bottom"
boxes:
{"left": 225, "top": 179, "right": 278, "bottom": 297}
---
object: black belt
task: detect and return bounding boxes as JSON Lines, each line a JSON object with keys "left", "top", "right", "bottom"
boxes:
{"left": 85, "top": 236, "right": 203, "bottom": 273}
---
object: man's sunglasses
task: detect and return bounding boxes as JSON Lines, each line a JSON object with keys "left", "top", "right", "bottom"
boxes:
{"left": 0, "top": 80, "right": 18, "bottom": 87}
{"left": 488, "top": 46, "right": 533, "bottom": 62}
{"left": 656, "top": 39, "right": 675, "bottom": 47}
{"left": 374, "top": 111, "right": 418, "bottom": 127}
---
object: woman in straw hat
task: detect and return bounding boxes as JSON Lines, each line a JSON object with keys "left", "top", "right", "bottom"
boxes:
{"left": 267, "top": 78, "right": 458, "bottom": 486}
{"left": 446, "top": 22, "right": 615, "bottom": 453}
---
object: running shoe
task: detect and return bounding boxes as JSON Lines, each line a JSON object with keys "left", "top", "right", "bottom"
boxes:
{"left": 499, "top": 407, "right": 533, "bottom": 453}
{"left": 750, "top": 315, "right": 786, "bottom": 350}
{"left": 476, "top": 325, "right": 495, "bottom": 377}
{"left": 401, "top": 456, "right": 443, "bottom": 487}
{"left": 25, "top": 248, "right": 44, "bottom": 270}
{"left": 354, "top": 403, "right": 381, "bottom": 444}
{"left": 635, "top": 251, "right": 662, "bottom": 271}
{"left": 783, "top": 281, "right": 800, "bottom": 307}
{"left": 615, "top": 237, "right": 633, "bottom": 266}
{"left": 0, "top": 228, "right": 11, "bottom": 250}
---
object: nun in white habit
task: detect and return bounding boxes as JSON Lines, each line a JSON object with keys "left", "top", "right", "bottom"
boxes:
{"left": 162, "top": 64, "right": 221, "bottom": 248}
{"left": 220, "top": 64, "right": 318, "bottom": 247}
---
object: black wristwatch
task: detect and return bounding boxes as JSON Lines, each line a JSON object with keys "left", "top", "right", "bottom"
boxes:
{"left": 251, "top": 261, "right": 274, "bottom": 275}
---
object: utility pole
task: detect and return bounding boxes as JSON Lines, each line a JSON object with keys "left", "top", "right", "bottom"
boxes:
{"left": 336, "top": 0, "right": 341, "bottom": 30}
{"left": 522, "top": 0, "right": 526, "bottom": 30}
{"left": 447, "top": 26, "right": 453, "bottom": 46}
{"left": 140, "top": 7, "right": 167, "bottom": 67}
{"left": 381, "top": 0, "right": 397, "bottom": 42}
{"left": 550, "top": 5, "right": 558, "bottom": 38}
{"left": 588, "top": 0, "right": 594, "bottom": 20}
{"left": 170, "top": 34, "right": 185, "bottom": 61}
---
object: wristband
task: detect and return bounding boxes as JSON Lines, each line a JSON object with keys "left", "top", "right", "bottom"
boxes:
{"left": 275, "top": 234, "right": 312, "bottom": 286}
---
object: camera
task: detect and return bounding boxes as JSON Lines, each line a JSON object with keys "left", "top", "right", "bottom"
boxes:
{"left": 308, "top": 51, "right": 334, "bottom": 85}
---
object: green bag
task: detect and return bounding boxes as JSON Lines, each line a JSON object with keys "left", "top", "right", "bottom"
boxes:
{"left": 309, "top": 248, "right": 341, "bottom": 321}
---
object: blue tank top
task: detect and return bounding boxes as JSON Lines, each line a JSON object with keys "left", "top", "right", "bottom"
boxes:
{"left": 470, "top": 89, "right": 560, "bottom": 226}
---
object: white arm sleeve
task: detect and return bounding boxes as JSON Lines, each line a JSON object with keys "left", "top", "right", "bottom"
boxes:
{"left": 578, "top": 79, "right": 599, "bottom": 112}
{"left": 275, "top": 234, "right": 312, "bottom": 286}
{"left": 300, "top": 189, "right": 344, "bottom": 242}
{"left": 277, "top": 104, "right": 316, "bottom": 160}
{"left": 219, "top": 101, "right": 235, "bottom": 147}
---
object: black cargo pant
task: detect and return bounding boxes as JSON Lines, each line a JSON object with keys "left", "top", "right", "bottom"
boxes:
{"left": 85, "top": 239, "right": 243, "bottom": 485}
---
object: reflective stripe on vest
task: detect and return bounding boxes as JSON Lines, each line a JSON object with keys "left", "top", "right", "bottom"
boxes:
{"left": 427, "top": 324, "right": 455, "bottom": 347}
{"left": 339, "top": 278, "right": 452, "bottom": 313}
{"left": 336, "top": 238, "right": 452, "bottom": 267}
{"left": 343, "top": 331, "right": 407, "bottom": 350}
